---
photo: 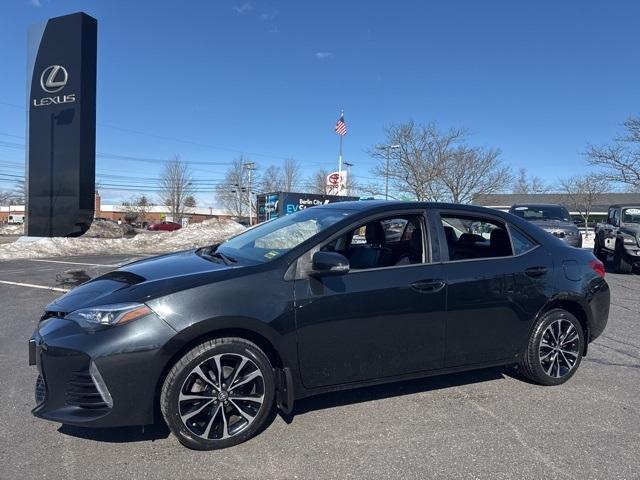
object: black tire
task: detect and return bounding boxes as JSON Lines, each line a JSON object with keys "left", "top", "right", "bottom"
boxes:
{"left": 161, "top": 337, "right": 275, "bottom": 450}
{"left": 593, "top": 238, "right": 607, "bottom": 263}
{"left": 519, "top": 309, "right": 585, "bottom": 386}
{"left": 614, "top": 244, "right": 633, "bottom": 274}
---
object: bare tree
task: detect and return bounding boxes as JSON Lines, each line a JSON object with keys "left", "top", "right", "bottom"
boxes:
{"left": 512, "top": 168, "right": 550, "bottom": 194}
{"left": 215, "top": 155, "right": 255, "bottom": 218}
{"left": 158, "top": 155, "right": 195, "bottom": 222}
{"left": 282, "top": 158, "right": 301, "bottom": 191}
{"left": 437, "top": 145, "right": 512, "bottom": 203}
{"left": 585, "top": 116, "right": 640, "bottom": 189}
{"left": 306, "top": 169, "right": 331, "bottom": 194}
{"left": 370, "top": 121, "right": 469, "bottom": 201}
{"left": 12, "top": 178, "right": 25, "bottom": 204}
{"left": 370, "top": 121, "right": 508, "bottom": 202}
{"left": 121, "top": 194, "right": 152, "bottom": 224}
{"left": 261, "top": 165, "right": 283, "bottom": 193}
{"left": 558, "top": 174, "right": 609, "bottom": 234}
{"left": 0, "top": 190, "right": 13, "bottom": 206}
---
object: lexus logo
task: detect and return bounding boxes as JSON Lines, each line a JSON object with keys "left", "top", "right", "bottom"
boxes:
{"left": 40, "top": 65, "right": 68, "bottom": 93}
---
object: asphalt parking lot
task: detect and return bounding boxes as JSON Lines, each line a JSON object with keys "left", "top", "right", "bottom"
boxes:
{"left": 0, "top": 255, "right": 638, "bottom": 480}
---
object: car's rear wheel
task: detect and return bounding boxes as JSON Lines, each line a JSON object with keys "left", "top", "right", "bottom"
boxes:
{"left": 161, "top": 337, "right": 275, "bottom": 450}
{"left": 519, "top": 309, "right": 584, "bottom": 386}
{"left": 614, "top": 244, "right": 633, "bottom": 274}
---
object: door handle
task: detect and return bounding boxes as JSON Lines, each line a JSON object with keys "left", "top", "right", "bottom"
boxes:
{"left": 525, "top": 266, "right": 548, "bottom": 278}
{"left": 410, "top": 279, "right": 446, "bottom": 293}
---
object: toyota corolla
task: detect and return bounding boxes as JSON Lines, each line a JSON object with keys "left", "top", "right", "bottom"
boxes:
{"left": 29, "top": 201, "right": 610, "bottom": 449}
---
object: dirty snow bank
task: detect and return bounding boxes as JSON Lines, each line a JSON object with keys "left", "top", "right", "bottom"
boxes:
{"left": 0, "top": 224, "right": 24, "bottom": 235}
{"left": 84, "top": 219, "right": 135, "bottom": 238}
{"left": 0, "top": 218, "right": 245, "bottom": 261}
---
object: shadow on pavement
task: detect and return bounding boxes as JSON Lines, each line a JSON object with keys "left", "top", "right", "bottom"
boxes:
{"left": 57, "top": 367, "right": 510, "bottom": 443}
{"left": 286, "top": 366, "right": 508, "bottom": 420}
{"left": 58, "top": 421, "right": 170, "bottom": 443}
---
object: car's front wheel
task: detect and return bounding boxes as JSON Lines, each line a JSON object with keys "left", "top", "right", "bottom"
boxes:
{"left": 614, "top": 244, "right": 633, "bottom": 274}
{"left": 161, "top": 337, "right": 275, "bottom": 450}
{"left": 519, "top": 309, "right": 584, "bottom": 386}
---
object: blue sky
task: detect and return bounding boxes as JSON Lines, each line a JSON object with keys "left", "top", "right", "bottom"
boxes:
{"left": 1, "top": 0, "right": 639, "bottom": 206}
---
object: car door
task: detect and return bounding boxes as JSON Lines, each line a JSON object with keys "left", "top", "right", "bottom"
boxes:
{"left": 434, "top": 209, "right": 554, "bottom": 368}
{"left": 293, "top": 211, "right": 447, "bottom": 389}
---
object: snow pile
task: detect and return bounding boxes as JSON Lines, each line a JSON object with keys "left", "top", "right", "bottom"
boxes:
{"left": 84, "top": 219, "right": 135, "bottom": 238}
{"left": 0, "top": 224, "right": 24, "bottom": 235}
{"left": 0, "top": 218, "right": 245, "bottom": 261}
{"left": 582, "top": 231, "right": 595, "bottom": 250}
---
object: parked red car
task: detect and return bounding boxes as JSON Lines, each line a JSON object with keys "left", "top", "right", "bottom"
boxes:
{"left": 147, "top": 221, "right": 182, "bottom": 232}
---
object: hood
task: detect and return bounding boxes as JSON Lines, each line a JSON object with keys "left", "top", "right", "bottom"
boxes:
{"left": 528, "top": 219, "right": 578, "bottom": 231}
{"left": 46, "top": 249, "right": 244, "bottom": 314}
{"left": 620, "top": 224, "right": 640, "bottom": 236}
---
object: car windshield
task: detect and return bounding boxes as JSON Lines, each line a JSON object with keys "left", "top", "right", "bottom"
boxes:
{"left": 512, "top": 205, "right": 571, "bottom": 222}
{"left": 622, "top": 207, "right": 640, "bottom": 224}
{"left": 214, "top": 207, "right": 354, "bottom": 263}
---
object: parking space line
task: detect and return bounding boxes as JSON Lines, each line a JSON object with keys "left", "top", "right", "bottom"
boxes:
{"left": 29, "top": 259, "right": 121, "bottom": 267}
{"left": 0, "top": 280, "right": 69, "bottom": 293}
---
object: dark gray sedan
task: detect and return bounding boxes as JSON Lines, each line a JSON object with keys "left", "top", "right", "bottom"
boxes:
{"left": 509, "top": 204, "right": 583, "bottom": 248}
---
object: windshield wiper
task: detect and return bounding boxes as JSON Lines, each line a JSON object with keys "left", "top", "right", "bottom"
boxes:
{"left": 197, "top": 246, "right": 238, "bottom": 265}
{"left": 210, "top": 250, "right": 237, "bottom": 265}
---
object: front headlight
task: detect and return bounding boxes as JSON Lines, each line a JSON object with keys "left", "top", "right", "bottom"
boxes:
{"left": 65, "top": 303, "right": 152, "bottom": 330}
{"left": 622, "top": 236, "right": 637, "bottom": 245}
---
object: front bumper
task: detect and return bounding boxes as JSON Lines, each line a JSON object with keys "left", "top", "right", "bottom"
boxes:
{"left": 622, "top": 244, "right": 640, "bottom": 264}
{"left": 30, "top": 313, "right": 177, "bottom": 428}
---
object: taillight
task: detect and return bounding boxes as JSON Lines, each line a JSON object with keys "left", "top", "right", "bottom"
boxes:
{"left": 589, "top": 259, "right": 605, "bottom": 278}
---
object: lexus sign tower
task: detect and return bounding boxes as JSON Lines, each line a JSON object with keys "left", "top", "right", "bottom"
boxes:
{"left": 26, "top": 12, "right": 97, "bottom": 237}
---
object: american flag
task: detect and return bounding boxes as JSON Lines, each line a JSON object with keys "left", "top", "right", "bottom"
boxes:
{"left": 335, "top": 113, "right": 347, "bottom": 136}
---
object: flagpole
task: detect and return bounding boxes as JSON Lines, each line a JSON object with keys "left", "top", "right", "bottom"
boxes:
{"left": 338, "top": 134, "right": 343, "bottom": 174}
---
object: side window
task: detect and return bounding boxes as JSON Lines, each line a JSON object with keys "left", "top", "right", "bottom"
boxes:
{"left": 441, "top": 214, "right": 513, "bottom": 261}
{"left": 608, "top": 208, "right": 616, "bottom": 225}
{"left": 320, "top": 214, "right": 427, "bottom": 270}
{"left": 510, "top": 226, "right": 537, "bottom": 255}
{"left": 612, "top": 209, "right": 620, "bottom": 227}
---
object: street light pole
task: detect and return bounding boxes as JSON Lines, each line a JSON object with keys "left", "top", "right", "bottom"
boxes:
{"left": 243, "top": 162, "right": 256, "bottom": 225}
{"left": 378, "top": 144, "right": 400, "bottom": 200}
{"left": 343, "top": 161, "right": 354, "bottom": 196}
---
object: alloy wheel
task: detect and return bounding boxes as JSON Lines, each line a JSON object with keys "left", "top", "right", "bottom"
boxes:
{"left": 538, "top": 319, "right": 581, "bottom": 378}
{"left": 178, "top": 353, "right": 265, "bottom": 440}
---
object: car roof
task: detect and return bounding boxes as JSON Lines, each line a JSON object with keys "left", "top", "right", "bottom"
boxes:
{"left": 611, "top": 203, "right": 640, "bottom": 208}
{"left": 318, "top": 200, "right": 510, "bottom": 215}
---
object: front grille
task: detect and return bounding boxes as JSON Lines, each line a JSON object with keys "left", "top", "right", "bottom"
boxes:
{"left": 35, "top": 375, "right": 46, "bottom": 405}
{"left": 40, "top": 311, "right": 65, "bottom": 322}
{"left": 66, "top": 371, "right": 109, "bottom": 411}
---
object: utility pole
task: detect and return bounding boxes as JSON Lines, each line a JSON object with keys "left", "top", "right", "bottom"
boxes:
{"left": 243, "top": 162, "right": 256, "bottom": 225}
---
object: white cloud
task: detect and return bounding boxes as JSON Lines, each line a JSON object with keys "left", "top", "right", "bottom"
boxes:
{"left": 259, "top": 11, "right": 278, "bottom": 22}
{"left": 28, "top": 0, "right": 42, "bottom": 7}
{"left": 315, "top": 52, "right": 333, "bottom": 60}
{"left": 233, "top": 2, "right": 253, "bottom": 15}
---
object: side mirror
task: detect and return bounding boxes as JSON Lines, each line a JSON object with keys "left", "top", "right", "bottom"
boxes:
{"left": 311, "top": 251, "right": 350, "bottom": 276}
